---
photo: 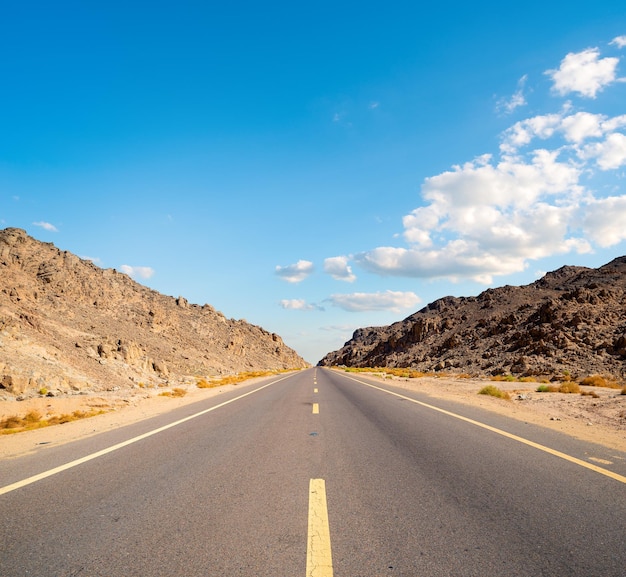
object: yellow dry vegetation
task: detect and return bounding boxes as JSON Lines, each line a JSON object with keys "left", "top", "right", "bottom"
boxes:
{"left": 0, "top": 408, "right": 106, "bottom": 434}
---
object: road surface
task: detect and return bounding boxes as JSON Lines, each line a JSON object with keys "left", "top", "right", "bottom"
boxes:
{"left": 1, "top": 367, "right": 625, "bottom": 576}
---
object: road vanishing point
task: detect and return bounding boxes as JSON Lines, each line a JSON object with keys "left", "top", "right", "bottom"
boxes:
{"left": 1, "top": 367, "right": 625, "bottom": 576}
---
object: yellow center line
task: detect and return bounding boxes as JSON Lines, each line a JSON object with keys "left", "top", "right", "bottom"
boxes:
{"left": 312, "top": 403, "right": 319, "bottom": 414}
{"left": 314, "top": 388, "right": 318, "bottom": 393}
{"left": 307, "top": 479, "right": 333, "bottom": 577}
{"left": 343, "top": 374, "right": 626, "bottom": 485}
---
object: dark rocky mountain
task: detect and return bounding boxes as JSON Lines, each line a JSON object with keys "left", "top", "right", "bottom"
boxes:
{"left": 319, "top": 257, "right": 626, "bottom": 380}
{"left": 0, "top": 228, "right": 307, "bottom": 397}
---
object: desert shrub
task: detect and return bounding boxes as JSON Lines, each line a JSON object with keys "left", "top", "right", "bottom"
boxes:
{"left": 197, "top": 370, "right": 282, "bottom": 389}
{"left": 478, "top": 385, "right": 511, "bottom": 400}
{"left": 558, "top": 381, "right": 580, "bottom": 394}
{"left": 1, "top": 408, "right": 104, "bottom": 434}
{"left": 537, "top": 383, "right": 580, "bottom": 393}
{"left": 1, "top": 415, "right": 25, "bottom": 430}
{"left": 24, "top": 410, "right": 43, "bottom": 423}
{"left": 490, "top": 374, "right": 517, "bottom": 382}
{"left": 579, "top": 375, "right": 621, "bottom": 389}
{"left": 0, "top": 411, "right": 43, "bottom": 432}
{"left": 196, "top": 378, "right": 215, "bottom": 388}
{"left": 536, "top": 384, "right": 554, "bottom": 392}
{"left": 581, "top": 390, "right": 600, "bottom": 398}
{"left": 38, "top": 387, "right": 48, "bottom": 396}
{"left": 160, "top": 387, "right": 187, "bottom": 398}
{"left": 621, "top": 386, "right": 626, "bottom": 395}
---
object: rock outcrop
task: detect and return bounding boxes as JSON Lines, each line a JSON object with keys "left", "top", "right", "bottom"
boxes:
{"left": 319, "top": 257, "right": 626, "bottom": 380}
{"left": 0, "top": 228, "right": 307, "bottom": 397}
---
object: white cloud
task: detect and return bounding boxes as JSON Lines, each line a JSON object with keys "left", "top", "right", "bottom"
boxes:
{"left": 279, "top": 299, "right": 324, "bottom": 311}
{"left": 610, "top": 36, "right": 626, "bottom": 49}
{"left": 328, "top": 290, "right": 421, "bottom": 313}
{"left": 32, "top": 221, "right": 58, "bottom": 232}
{"left": 275, "top": 260, "right": 314, "bottom": 283}
{"left": 497, "top": 74, "right": 527, "bottom": 114}
{"left": 369, "top": 101, "right": 380, "bottom": 109}
{"left": 324, "top": 256, "right": 356, "bottom": 282}
{"left": 581, "top": 132, "right": 626, "bottom": 169}
{"left": 356, "top": 140, "right": 594, "bottom": 283}
{"left": 500, "top": 112, "right": 563, "bottom": 153}
{"left": 336, "top": 40, "right": 626, "bottom": 287}
{"left": 560, "top": 111, "right": 605, "bottom": 143}
{"left": 503, "top": 109, "right": 625, "bottom": 152}
{"left": 546, "top": 47, "right": 620, "bottom": 98}
{"left": 583, "top": 196, "right": 626, "bottom": 247}
{"left": 120, "top": 265, "right": 155, "bottom": 279}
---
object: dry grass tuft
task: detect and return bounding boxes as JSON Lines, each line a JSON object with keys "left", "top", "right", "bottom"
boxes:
{"left": 579, "top": 375, "right": 622, "bottom": 389}
{"left": 342, "top": 367, "right": 441, "bottom": 379}
{"left": 1, "top": 408, "right": 106, "bottom": 434}
{"left": 558, "top": 381, "right": 581, "bottom": 394}
{"left": 490, "top": 374, "right": 517, "bottom": 382}
{"left": 196, "top": 369, "right": 290, "bottom": 389}
{"left": 159, "top": 387, "right": 187, "bottom": 398}
{"left": 478, "top": 385, "right": 511, "bottom": 400}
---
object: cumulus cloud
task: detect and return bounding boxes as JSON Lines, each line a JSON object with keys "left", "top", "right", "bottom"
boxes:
{"left": 546, "top": 47, "right": 620, "bottom": 98}
{"left": 582, "top": 196, "right": 626, "bottom": 247}
{"left": 324, "top": 256, "right": 356, "bottom": 282}
{"left": 32, "top": 221, "right": 58, "bottom": 232}
{"left": 328, "top": 290, "right": 421, "bottom": 313}
{"left": 275, "top": 260, "right": 314, "bottom": 283}
{"left": 352, "top": 41, "right": 626, "bottom": 285}
{"left": 120, "top": 265, "right": 155, "bottom": 279}
{"left": 356, "top": 143, "right": 602, "bottom": 283}
{"left": 279, "top": 299, "right": 324, "bottom": 311}
{"left": 580, "top": 132, "right": 626, "bottom": 169}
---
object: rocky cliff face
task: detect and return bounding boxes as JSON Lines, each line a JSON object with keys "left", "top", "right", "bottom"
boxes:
{"left": 0, "top": 228, "right": 307, "bottom": 397}
{"left": 319, "top": 258, "right": 626, "bottom": 380}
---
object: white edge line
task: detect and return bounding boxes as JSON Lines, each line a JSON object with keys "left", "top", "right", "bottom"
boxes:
{"left": 342, "top": 373, "right": 626, "bottom": 485}
{"left": 0, "top": 375, "right": 292, "bottom": 496}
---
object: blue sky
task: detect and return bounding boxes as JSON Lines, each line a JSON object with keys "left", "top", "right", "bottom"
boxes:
{"left": 2, "top": 2, "right": 626, "bottom": 364}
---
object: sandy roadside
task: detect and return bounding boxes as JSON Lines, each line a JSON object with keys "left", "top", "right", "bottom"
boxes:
{"left": 0, "top": 382, "right": 246, "bottom": 460}
{"left": 1, "top": 371, "right": 625, "bottom": 461}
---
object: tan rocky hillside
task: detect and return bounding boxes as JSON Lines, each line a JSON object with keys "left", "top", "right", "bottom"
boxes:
{"left": 319, "top": 257, "right": 626, "bottom": 380}
{"left": 0, "top": 228, "right": 307, "bottom": 398}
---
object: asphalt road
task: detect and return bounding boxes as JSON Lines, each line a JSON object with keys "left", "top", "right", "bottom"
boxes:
{"left": 1, "top": 367, "right": 625, "bottom": 576}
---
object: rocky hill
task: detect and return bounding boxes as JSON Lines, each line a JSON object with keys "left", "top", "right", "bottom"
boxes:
{"left": 319, "top": 257, "right": 626, "bottom": 380}
{"left": 0, "top": 228, "right": 307, "bottom": 397}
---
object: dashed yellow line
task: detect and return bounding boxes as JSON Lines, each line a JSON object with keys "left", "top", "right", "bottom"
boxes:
{"left": 343, "top": 374, "right": 626, "bottom": 485}
{"left": 307, "top": 479, "right": 333, "bottom": 577}
{"left": 312, "top": 403, "right": 319, "bottom": 414}
{"left": 314, "top": 388, "right": 318, "bottom": 393}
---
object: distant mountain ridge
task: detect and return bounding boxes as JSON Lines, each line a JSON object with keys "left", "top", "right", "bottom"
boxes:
{"left": 0, "top": 228, "right": 307, "bottom": 397}
{"left": 319, "top": 257, "right": 626, "bottom": 379}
